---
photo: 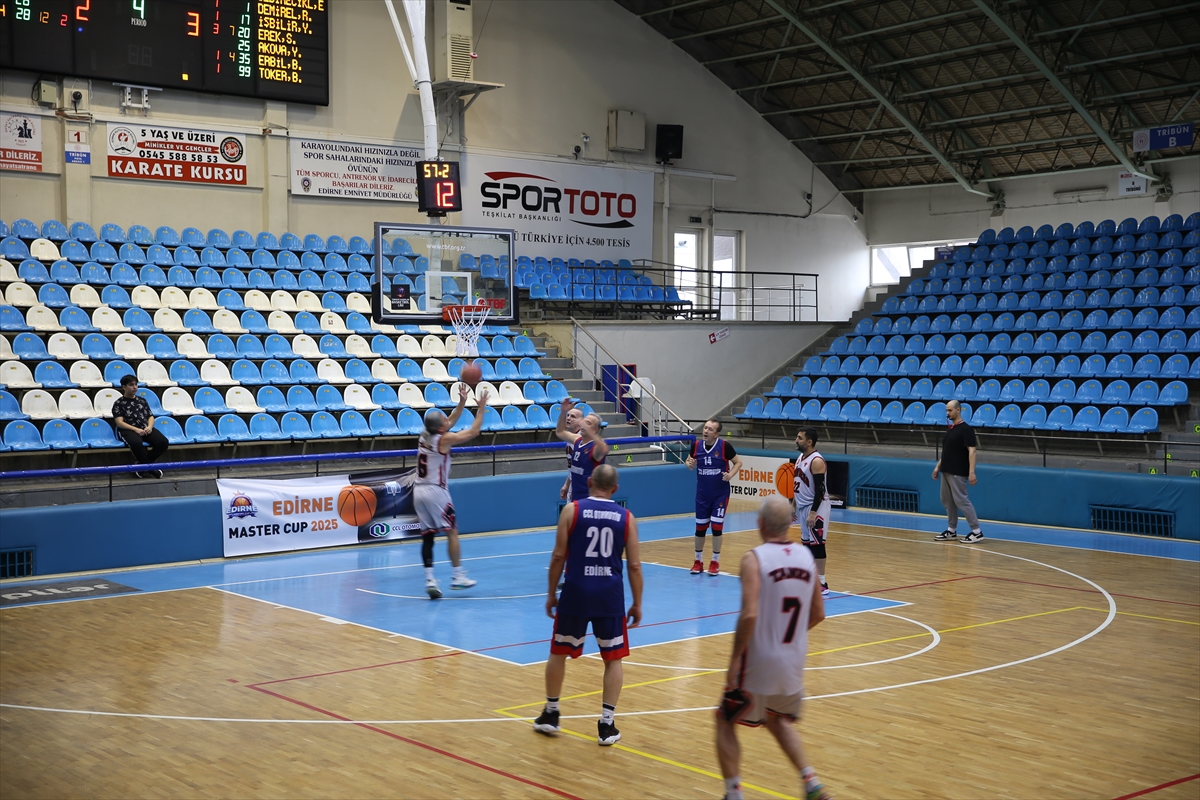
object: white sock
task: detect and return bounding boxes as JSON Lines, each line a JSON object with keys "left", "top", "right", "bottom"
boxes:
{"left": 600, "top": 703, "right": 615, "bottom": 724}
{"left": 724, "top": 776, "right": 743, "bottom": 799}
{"left": 819, "top": 574, "right": 826, "bottom": 586}
{"left": 454, "top": 566, "right": 466, "bottom": 577}
{"left": 424, "top": 567, "right": 435, "bottom": 582}
{"left": 695, "top": 551, "right": 704, "bottom": 561}
{"left": 802, "top": 766, "right": 821, "bottom": 792}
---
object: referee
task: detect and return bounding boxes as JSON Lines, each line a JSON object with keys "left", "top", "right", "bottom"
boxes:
{"left": 932, "top": 400, "right": 983, "bottom": 543}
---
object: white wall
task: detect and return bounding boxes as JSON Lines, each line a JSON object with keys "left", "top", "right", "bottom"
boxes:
{"left": 563, "top": 320, "right": 830, "bottom": 421}
{"left": 0, "top": 0, "right": 867, "bottom": 317}
{"left": 865, "top": 157, "right": 1199, "bottom": 247}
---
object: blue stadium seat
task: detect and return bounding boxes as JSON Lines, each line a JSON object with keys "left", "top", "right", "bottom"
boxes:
{"left": 1097, "top": 407, "right": 1130, "bottom": 433}
{"left": 145, "top": 333, "right": 181, "bottom": 359}
{"left": 179, "top": 227, "right": 205, "bottom": 247}
{"left": 309, "top": 411, "right": 342, "bottom": 438}
{"left": 79, "top": 417, "right": 123, "bottom": 448}
{"left": 4, "top": 420, "right": 47, "bottom": 450}
{"left": 1043, "top": 405, "right": 1073, "bottom": 430}
{"left": 169, "top": 360, "right": 207, "bottom": 386}
{"left": 250, "top": 413, "right": 283, "bottom": 440}
{"left": 284, "top": 386, "right": 319, "bottom": 412}
{"left": 287, "top": 359, "right": 321, "bottom": 385}
{"left": 123, "top": 307, "right": 160, "bottom": 332}
{"left": 1159, "top": 381, "right": 1188, "bottom": 405}
{"left": 735, "top": 398, "right": 764, "bottom": 419}
{"left": 135, "top": 388, "right": 170, "bottom": 417}
{"left": 339, "top": 410, "right": 371, "bottom": 437}
{"left": 276, "top": 412, "right": 313, "bottom": 439}
{"left": 218, "top": 414, "right": 256, "bottom": 442}
{"left": 193, "top": 387, "right": 233, "bottom": 414}
{"left": 259, "top": 360, "right": 290, "bottom": 385}
{"left": 1127, "top": 408, "right": 1158, "bottom": 433}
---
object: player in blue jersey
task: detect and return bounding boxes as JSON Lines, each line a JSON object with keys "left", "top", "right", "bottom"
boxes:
{"left": 555, "top": 398, "right": 610, "bottom": 502}
{"left": 686, "top": 419, "right": 743, "bottom": 576}
{"left": 534, "top": 464, "right": 643, "bottom": 746}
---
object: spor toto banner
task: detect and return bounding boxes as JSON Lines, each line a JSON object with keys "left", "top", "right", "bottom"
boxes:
{"left": 460, "top": 153, "right": 654, "bottom": 261}
{"left": 107, "top": 122, "right": 247, "bottom": 185}
{"left": 730, "top": 455, "right": 848, "bottom": 508}
{"left": 217, "top": 468, "right": 421, "bottom": 557}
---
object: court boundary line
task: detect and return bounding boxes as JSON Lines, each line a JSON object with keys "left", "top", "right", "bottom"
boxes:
{"left": 1112, "top": 772, "right": 1200, "bottom": 800}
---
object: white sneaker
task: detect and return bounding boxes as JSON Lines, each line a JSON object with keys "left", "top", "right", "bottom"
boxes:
{"left": 425, "top": 579, "right": 442, "bottom": 600}
{"left": 451, "top": 574, "right": 477, "bottom": 590}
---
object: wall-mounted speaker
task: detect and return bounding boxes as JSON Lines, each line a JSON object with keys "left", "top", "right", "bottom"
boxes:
{"left": 655, "top": 124, "right": 683, "bottom": 163}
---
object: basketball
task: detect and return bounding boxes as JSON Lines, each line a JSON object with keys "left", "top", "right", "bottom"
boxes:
{"left": 461, "top": 360, "right": 483, "bottom": 388}
{"left": 775, "top": 462, "right": 795, "bottom": 499}
{"left": 337, "top": 484, "right": 377, "bottom": 527}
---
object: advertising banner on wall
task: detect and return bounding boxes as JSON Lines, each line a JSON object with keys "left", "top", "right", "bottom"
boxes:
{"left": 1, "top": 112, "right": 43, "bottom": 172}
{"left": 460, "top": 153, "right": 654, "bottom": 261}
{"left": 106, "top": 122, "right": 247, "bottom": 185}
{"left": 730, "top": 454, "right": 848, "bottom": 508}
{"left": 217, "top": 469, "right": 421, "bottom": 557}
{"left": 289, "top": 137, "right": 423, "bottom": 201}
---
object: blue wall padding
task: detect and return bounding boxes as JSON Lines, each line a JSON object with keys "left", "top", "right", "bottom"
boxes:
{"left": 742, "top": 450, "right": 1199, "bottom": 540}
{"left": 0, "top": 464, "right": 695, "bottom": 575}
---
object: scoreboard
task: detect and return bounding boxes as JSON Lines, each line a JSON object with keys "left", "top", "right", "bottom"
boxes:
{"left": 0, "top": 0, "right": 329, "bottom": 105}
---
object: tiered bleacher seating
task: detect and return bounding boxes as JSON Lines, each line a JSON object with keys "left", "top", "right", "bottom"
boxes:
{"left": 736, "top": 213, "right": 1200, "bottom": 434}
{"left": 0, "top": 218, "right": 573, "bottom": 452}
{"left": 513, "top": 255, "right": 694, "bottom": 316}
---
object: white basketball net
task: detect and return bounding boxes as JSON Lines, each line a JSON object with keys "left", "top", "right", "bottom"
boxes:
{"left": 447, "top": 303, "right": 492, "bottom": 357}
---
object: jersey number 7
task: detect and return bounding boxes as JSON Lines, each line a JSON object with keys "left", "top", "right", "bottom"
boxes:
{"left": 782, "top": 596, "right": 802, "bottom": 643}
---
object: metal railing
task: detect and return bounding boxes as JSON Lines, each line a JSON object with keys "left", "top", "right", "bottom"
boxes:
{"left": 633, "top": 260, "right": 820, "bottom": 322}
{"left": 570, "top": 319, "right": 695, "bottom": 447}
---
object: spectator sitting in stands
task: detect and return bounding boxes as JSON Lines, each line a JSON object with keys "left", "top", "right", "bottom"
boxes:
{"left": 112, "top": 374, "right": 169, "bottom": 479}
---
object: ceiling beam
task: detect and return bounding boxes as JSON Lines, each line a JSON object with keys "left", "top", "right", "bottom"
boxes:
{"left": 971, "top": 0, "right": 1154, "bottom": 179}
{"left": 639, "top": 0, "right": 723, "bottom": 18}
{"left": 736, "top": 70, "right": 850, "bottom": 93}
{"left": 1033, "top": 3, "right": 1200, "bottom": 37}
{"left": 896, "top": 70, "right": 1042, "bottom": 98}
{"left": 791, "top": 126, "right": 910, "bottom": 142}
{"left": 760, "top": 0, "right": 992, "bottom": 196}
{"left": 836, "top": 8, "right": 981, "bottom": 41}
{"left": 1063, "top": 43, "right": 1198, "bottom": 71}
{"left": 671, "top": 14, "right": 785, "bottom": 41}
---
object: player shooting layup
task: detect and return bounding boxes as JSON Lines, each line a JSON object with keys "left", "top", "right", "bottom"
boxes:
{"left": 559, "top": 405, "right": 584, "bottom": 500}
{"left": 556, "top": 398, "right": 609, "bottom": 502}
{"left": 792, "top": 427, "right": 831, "bottom": 596}
{"left": 533, "top": 464, "right": 643, "bottom": 747}
{"left": 716, "top": 495, "right": 831, "bottom": 800}
{"left": 415, "top": 385, "right": 489, "bottom": 599}
{"left": 686, "top": 419, "right": 743, "bottom": 575}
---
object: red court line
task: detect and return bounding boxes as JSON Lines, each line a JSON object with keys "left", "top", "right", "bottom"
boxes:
{"left": 859, "top": 576, "right": 983, "bottom": 594}
{"left": 980, "top": 575, "right": 1200, "bottom": 607}
{"left": 249, "top": 685, "right": 583, "bottom": 800}
{"left": 1112, "top": 772, "right": 1200, "bottom": 800}
{"left": 248, "top": 651, "right": 462, "bottom": 687}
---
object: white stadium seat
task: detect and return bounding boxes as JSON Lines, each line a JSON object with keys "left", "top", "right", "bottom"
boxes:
{"left": 0, "top": 335, "right": 14, "bottom": 360}
{"left": 70, "top": 361, "right": 110, "bottom": 387}
{"left": 21, "top": 389, "right": 60, "bottom": 419}
{"left": 270, "top": 290, "right": 298, "bottom": 312}
{"left": 29, "top": 238, "right": 61, "bottom": 261}
{"left": 449, "top": 381, "right": 477, "bottom": 406}
{"left": 154, "top": 308, "right": 189, "bottom": 332}
{"left": 70, "top": 284, "right": 103, "bottom": 309}
{"left": 200, "top": 359, "right": 239, "bottom": 386}
{"left": 396, "top": 334, "right": 422, "bottom": 356}
{"left": 1, "top": 360, "right": 39, "bottom": 388}
{"left": 160, "top": 286, "right": 192, "bottom": 310}
{"left": 244, "top": 289, "right": 272, "bottom": 311}
{"left": 47, "top": 333, "right": 86, "bottom": 360}
{"left": 345, "top": 292, "right": 371, "bottom": 313}
{"left": 58, "top": 389, "right": 95, "bottom": 419}
{"left": 225, "top": 386, "right": 264, "bottom": 413}
{"left": 27, "top": 305, "right": 65, "bottom": 332}
{"left": 319, "top": 312, "right": 350, "bottom": 334}
{"left": 0, "top": 258, "right": 17, "bottom": 282}
{"left": 5, "top": 283, "right": 37, "bottom": 307}
{"left": 422, "top": 357, "right": 451, "bottom": 382}
{"left": 291, "top": 334, "right": 321, "bottom": 357}
{"left": 114, "top": 333, "right": 150, "bottom": 360}
{"left": 162, "top": 387, "right": 202, "bottom": 415}
{"left": 137, "top": 359, "right": 177, "bottom": 387}
{"left": 371, "top": 358, "right": 404, "bottom": 384}
{"left": 499, "top": 380, "right": 532, "bottom": 405}
{"left": 131, "top": 285, "right": 161, "bottom": 309}
{"left": 177, "top": 333, "right": 212, "bottom": 359}
{"left": 421, "top": 334, "right": 448, "bottom": 357}
{"left": 296, "top": 291, "right": 323, "bottom": 312}
{"left": 345, "top": 334, "right": 373, "bottom": 357}
{"left": 92, "top": 306, "right": 129, "bottom": 332}
{"left": 93, "top": 388, "right": 122, "bottom": 417}
{"left": 397, "top": 382, "right": 431, "bottom": 408}
{"left": 212, "top": 308, "right": 248, "bottom": 334}
{"left": 343, "top": 383, "right": 380, "bottom": 411}
{"left": 317, "top": 358, "right": 351, "bottom": 384}
{"left": 189, "top": 287, "right": 220, "bottom": 310}
{"left": 268, "top": 310, "right": 300, "bottom": 334}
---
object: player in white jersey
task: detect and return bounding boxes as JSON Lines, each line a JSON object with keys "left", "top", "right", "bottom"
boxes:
{"left": 792, "top": 427, "right": 831, "bottom": 596}
{"left": 716, "top": 495, "right": 830, "bottom": 800}
{"left": 415, "top": 384, "right": 489, "bottom": 599}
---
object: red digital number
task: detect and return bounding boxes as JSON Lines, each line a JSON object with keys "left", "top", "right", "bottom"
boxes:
{"left": 61, "top": 14, "right": 70, "bottom": 26}
{"left": 436, "top": 180, "right": 457, "bottom": 208}
{"left": 75, "top": 0, "right": 89, "bottom": 21}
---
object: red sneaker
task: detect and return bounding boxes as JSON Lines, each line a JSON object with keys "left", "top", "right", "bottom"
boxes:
{"left": 708, "top": 561, "right": 720, "bottom": 575}
{"left": 690, "top": 559, "right": 703, "bottom": 574}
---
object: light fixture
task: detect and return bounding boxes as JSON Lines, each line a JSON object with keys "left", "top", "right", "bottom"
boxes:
{"left": 1052, "top": 186, "right": 1108, "bottom": 198}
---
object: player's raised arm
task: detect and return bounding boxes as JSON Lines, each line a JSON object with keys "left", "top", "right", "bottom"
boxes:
{"left": 441, "top": 389, "right": 489, "bottom": 448}
{"left": 624, "top": 513, "right": 643, "bottom": 627}
{"left": 555, "top": 398, "right": 582, "bottom": 444}
{"left": 546, "top": 502, "right": 574, "bottom": 617}
{"left": 589, "top": 416, "right": 610, "bottom": 461}
{"left": 445, "top": 383, "right": 470, "bottom": 428}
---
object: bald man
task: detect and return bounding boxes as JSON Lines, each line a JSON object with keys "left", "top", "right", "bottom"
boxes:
{"left": 932, "top": 399, "right": 983, "bottom": 543}
{"left": 716, "top": 494, "right": 830, "bottom": 800}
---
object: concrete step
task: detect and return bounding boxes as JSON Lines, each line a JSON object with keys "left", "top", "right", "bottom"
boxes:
{"left": 540, "top": 357, "right": 573, "bottom": 371}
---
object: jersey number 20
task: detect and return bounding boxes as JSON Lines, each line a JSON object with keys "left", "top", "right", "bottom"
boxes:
{"left": 585, "top": 526, "right": 614, "bottom": 558}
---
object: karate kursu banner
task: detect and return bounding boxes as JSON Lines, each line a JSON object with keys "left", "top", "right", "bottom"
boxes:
{"left": 218, "top": 468, "right": 420, "bottom": 557}
{"left": 107, "top": 122, "right": 247, "bottom": 185}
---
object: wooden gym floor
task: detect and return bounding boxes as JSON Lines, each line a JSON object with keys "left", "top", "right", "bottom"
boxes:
{"left": 1, "top": 508, "right": 1197, "bottom": 799}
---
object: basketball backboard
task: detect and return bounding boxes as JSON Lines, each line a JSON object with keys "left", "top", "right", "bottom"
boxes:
{"left": 371, "top": 222, "right": 516, "bottom": 324}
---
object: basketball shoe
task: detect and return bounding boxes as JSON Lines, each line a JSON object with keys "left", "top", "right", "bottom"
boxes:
{"left": 597, "top": 720, "right": 621, "bottom": 746}
{"left": 806, "top": 783, "right": 833, "bottom": 800}
{"left": 425, "top": 578, "right": 442, "bottom": 600}
{"left": 821, "top": 581, "right": 830, "bottom": 597}
{"left": 451, "top": 573, "right": 477, "bottom": 589}
{"left": 690, "top": 559, "right": 704, "bottom": 574}
{"left": 708, "top": 561, "right": 720, "bottom": 576}
{"left": 934, "top": 530, "right": 958, "bottom": 541}
{"left": 960, "top": 530, "right": 984, "bottom": 543}
{"left": 532, "top": 707, "right": 560, "bottom": 735}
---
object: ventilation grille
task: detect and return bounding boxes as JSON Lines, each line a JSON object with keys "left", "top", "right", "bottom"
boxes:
{"left": 0, "top": 548, "right": 35, "bottom": 579}
{"left": 854, "top": 486, "right": 919, "bottom": 513}
{"left": 449, "top": 35, "right": 474, "bottom": 81}
{"left": 1090, "top": 505, "right": 1175, "bottom": 538}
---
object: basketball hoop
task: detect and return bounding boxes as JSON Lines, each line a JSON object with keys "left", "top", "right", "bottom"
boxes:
{"left": 443, "top": 299, "right": 504, "bottom": 357}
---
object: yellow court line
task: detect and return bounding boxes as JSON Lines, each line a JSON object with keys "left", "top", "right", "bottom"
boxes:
{"left": 1082, "top": 607, "right": 1200, "bottom": 626}
{"left": 496, "top": 669, "right": 722, "bottom": 712}
{"left": 493, "top": 709, "right": 798, "bottom": 800}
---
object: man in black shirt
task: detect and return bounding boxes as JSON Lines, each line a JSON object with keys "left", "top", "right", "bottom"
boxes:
{"left": 112, "top": 375, "right": 168, "bottom": 479}
{"left": 932, "top": 400, "right": 983, "bottom": 543}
